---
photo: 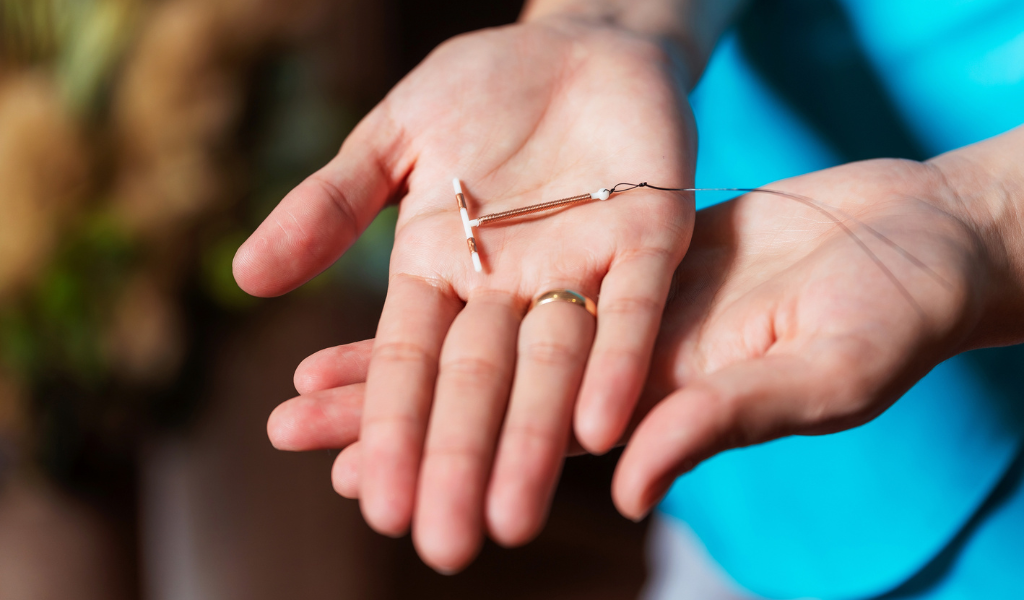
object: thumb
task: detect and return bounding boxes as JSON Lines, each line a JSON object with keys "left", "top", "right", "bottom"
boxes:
{"left": 612, "top": 352, "right": 862, "bottom": 521}
{"left": 233, "top": 110, "right": 406, "bottom": 297}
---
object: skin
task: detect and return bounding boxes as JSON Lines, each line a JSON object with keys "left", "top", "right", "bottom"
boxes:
{"left": 621, "top": 124, "right": 1024, "bottom": 518}
{"left": 237, "top": 0, "right": 1024, "bottom": 576}
{"left": 235, "top": 14, "right": 703, "bottom": 572}
{"left": 268, "top": 126, "right": 1024, "bottom": 568}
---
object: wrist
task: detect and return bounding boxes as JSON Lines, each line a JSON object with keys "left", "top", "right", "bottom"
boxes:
{"left": 929, "top": 126, "right": 1024, "bottom": 348}
{"left": 520, "top": 0, "right": 745, "bottom": 89}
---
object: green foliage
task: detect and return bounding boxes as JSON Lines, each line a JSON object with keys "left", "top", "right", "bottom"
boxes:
{"left": 1, "top": 0, "right": 138, "bottom": 116}
{"left": 0, "top": 2, "right": 390, "bottom": 453}
{"left": 0, "top": 211, "right": 137, "bottom": 387}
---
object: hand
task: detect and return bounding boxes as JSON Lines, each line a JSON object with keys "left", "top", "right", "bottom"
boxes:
{"left": 268, "top": 156, "right": 995, "bottom": 530}
{"left": 613, "top": 157, "right": 990, "bottom": 519}
{"left": 235, "top": 16, "right": 696, "bottom": 571}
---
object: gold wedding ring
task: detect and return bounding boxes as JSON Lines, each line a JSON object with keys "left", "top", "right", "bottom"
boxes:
{"left": 529, "top": 289, "right": 597, "bottom": 317}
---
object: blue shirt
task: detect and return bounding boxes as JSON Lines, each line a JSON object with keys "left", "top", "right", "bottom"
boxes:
{"left": 658, "top": 1, "right": 1024, "bottom": 598}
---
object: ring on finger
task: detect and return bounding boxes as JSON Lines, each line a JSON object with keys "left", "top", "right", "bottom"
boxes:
{"left": 529, "top": 289, "right": 597, "bottom": 318}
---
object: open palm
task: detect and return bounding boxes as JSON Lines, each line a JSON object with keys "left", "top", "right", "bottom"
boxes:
{"left": 234, "top": 17, "right": 696, "bottom": 571}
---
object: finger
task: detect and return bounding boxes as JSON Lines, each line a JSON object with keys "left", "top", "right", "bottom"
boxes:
{"left": 486, "top": 300, "right": 595, "bottom": 547}
{"left": 294, "top": 339, "right": 374, "bottom": 395}
{"left": 575, "top": 250, "right": 677, "bottom": 454}
{"left": 333, "top": 442, "right": 362, "bottom": 499}
{"left": 268, "top": 384, "right": 365, "bottom": 451}
{"left": 360, "top": 275, "right": 462, "bottom": 537}
{"left": 233, "top": 110, "right": 405, "bottom": 297}
{"left": 413, "top": 292, "right": 520, "bottom": 573}
{"left": 612, "top": 353, "right": 853, "bottom": 521}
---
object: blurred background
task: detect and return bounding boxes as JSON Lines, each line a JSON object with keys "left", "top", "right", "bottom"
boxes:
{"left": 0, "top": 1, "right": 648, "bottom": 598}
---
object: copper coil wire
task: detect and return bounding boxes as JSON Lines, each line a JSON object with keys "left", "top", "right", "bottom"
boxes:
{"left": 474, "top": 193, "right": 595, "bottom": 225}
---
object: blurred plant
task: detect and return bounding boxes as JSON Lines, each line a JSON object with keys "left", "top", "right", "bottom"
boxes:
{"left": 1, "top": 0, "right": 140, "bottom": 115}
{"left": 0, "top": 73, "right": 90, "bottom": 300}
{"left": 0, "top": 0, "right": 394, "bottom": 483}
{"left": 1, "top": 0, "right": 78, "bottom": 64}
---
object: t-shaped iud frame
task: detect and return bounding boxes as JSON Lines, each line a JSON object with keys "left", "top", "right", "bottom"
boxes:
{"left": 453, "top": 178, "right": 611, "bottom": 273}
{"left": 452, "top": 178, "right": 483, "bottom": 273}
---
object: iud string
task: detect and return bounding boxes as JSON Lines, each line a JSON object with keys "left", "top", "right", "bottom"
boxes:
{"left": 452, "top": 178, "right": 950, "bottom": 316}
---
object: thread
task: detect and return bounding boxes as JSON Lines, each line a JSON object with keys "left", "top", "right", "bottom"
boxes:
{"left": 606, "top": 182, "right": 951, "bottom": 318}
{"left": 467, "top": 181, "right": 950, "bottom": 317}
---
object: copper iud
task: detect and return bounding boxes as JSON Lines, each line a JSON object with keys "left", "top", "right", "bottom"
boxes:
{"left": 452, "top": 178, "right": 610, "bottom": 273}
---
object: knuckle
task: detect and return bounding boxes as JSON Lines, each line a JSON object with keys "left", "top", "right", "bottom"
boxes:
{"left": 598, "top": 295, "right": 664, "bottom": 319}
{"left": 372, "top": 341, "right": 436, "bottom": 365}
{"left": 427, "top": 442, "right": 486, "bottom": 464}
{"left": 502, "top": 422, "right": 559, "bottom": 452}
{"left": 308, "top": 175, "right": 361, "bottom": 240}
{"left": 591, "top": 346, "right": 645, "bottom": 369}
{"left": 617, "top": 245, "right": 677, "bottom": 267}
{"left": 363, "top": 412, "right": 420, "bottom": 432}
{"left": 520, "top": 340, "right": 585, "bottom": 367}
{"left": 470, "top": 288, "right": 517, "bottom": 306}
{"left": 441, "top": 356, "right": 504, "bottom": 382}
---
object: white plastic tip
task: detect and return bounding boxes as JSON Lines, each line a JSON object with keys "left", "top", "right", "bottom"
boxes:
{"left": 468, "top": 219, "right": 480, "bottom": 228}
{"left": 591, "top": 188, "right": 611, "bottom": 201}
{"left": 471, "top": 252, "right": 482, "bottom": 273}
{"left": 453, "top": 178, "right": 463, "bottom": 194}
{"left": 460, "top": 208, "right": 474, "bottom": 237}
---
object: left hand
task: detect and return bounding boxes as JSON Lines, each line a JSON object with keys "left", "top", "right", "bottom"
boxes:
{"left": 236, "top": 15, "right": 696, "bottom": 572}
